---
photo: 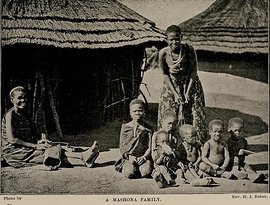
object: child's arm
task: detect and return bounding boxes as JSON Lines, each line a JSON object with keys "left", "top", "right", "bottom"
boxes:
{"left": 151, "top": 132, "right": 157, "bottom": 160}
{"left": 219, "top": 144, "right": 230, "bottom": 173}
{"left": 193, "top": 146, "right": 202, "bottom": 168}
{"left": 137, "top": 147, "right": 151, "bottom": 165}
{"left": 238, "top": 139, "right": 249, "bottom": 156}
{"left": 137, "top": 131, "right": 152, "bottom": 165}
{"left": 5, "top": 112, "right": 48, "bottom": 150}
{"left": 201, "top": 141, "right": 219, "bottom": 170}
{"left": 154, "top": 149, "right": 166, "bottom": 165}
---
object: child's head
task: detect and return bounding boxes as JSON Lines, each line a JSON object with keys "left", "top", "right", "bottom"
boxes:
{"left": 9, "top": 86, "right": 27, "bottom": 111}
{"left": 179, "top": 124, "right": 197, "bottom": 145}
{"left": 156, "top": 130, "right": 170, "bottom": 146}
{"left": 161, "top": 110, "right": 177, "bottom": 132}
{"left": 165, "top": 25, "right": 182, "bottom": 52}
{"left": 129, "top": 99, "right": 145, "bottom": 122}
{"left": 208, "top": 119, "right": 224, "bottom": 142}
{"left": 228, "top": 117, "right": 244, "bottom": 139}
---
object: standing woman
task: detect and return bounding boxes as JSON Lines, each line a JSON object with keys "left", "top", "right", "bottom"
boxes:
{"left": 157, "top": 25, "right": 207, "bottom": 143}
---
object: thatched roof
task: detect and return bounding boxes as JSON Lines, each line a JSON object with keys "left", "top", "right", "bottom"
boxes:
{"left": 2, "top": 0, "right": 165, "bottom": 49}
{"left": 179, "top": 0, "right": 268, "bottom": 54}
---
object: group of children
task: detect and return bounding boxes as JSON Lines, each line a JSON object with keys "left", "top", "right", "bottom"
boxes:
{"left": 1, "top": 87, "right": 267, "bottom": 188}
{"left": 115, "top": 99, "right": 267, "bottom": 188}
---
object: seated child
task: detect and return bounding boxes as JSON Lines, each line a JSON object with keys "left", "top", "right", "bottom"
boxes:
{"left": 199, "top": 119, "right": 231, "bottom": 178}
{"left": 152, "top": 110, "right": 180, "bottom": 155}
{"left": 226, "top": 117, "right": 267, "bottom": 182}
{"left": 1, "top": 86, "right": 99, "bottom": 169}
{"left": 115, "top": 99, "right": 153, "bottom": 179}
{"left": 152, "top": 130, "right": 184, "bottom": 188}
{"left": 178, "top": 124, "right": 214, "bottom": 186}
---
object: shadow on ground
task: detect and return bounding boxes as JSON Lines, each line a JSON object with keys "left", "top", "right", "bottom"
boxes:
{"left": 147, "top": 103, "right": 268, "bottom": 137}
{"left": 52, "top": 103, "right": 268, "bottom": 153}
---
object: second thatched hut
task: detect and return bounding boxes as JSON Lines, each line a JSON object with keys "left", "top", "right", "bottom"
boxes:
{"left": 180, "top": 0, "right": 268, "bottom": 82}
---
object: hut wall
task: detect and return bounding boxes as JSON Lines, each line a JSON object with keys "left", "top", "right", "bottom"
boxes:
{"left": 196, "top": 51, "right": 268, "bottom": 83}
{"left": 1, "top": 44, "right": 146, "bottom": 135}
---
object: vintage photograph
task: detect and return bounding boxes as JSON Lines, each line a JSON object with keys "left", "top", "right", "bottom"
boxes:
{"left": 1, "top": 0, "right": 269, "bottom": 197}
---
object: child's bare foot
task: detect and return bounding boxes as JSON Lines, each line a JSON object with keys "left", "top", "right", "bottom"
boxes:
{"left": 191, "top": 178, "right": 216, "bottom": 187}
{"left": 168, "top": 179, "right": 176, "bottom": 186}
{"left": 221, "top": 173, "right": 238, "bottom": 180}
{"left": 237, "top": 172, "right": 248, "bottom": 180}
{"left": 153, "top": 172, "right": 165, "bottom": 188}
{"left": 175, "top": 177, "right": 186, "bottom": 185}
{"left": 253, "top": 173, "right": 266, "bottom": 183}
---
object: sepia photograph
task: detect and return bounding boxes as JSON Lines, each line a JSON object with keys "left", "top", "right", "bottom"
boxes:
{"left": 1, "top": 0, "right": 269, "bottom": 204}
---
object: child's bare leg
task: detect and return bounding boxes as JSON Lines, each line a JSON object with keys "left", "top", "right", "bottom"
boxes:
{"left": 243, "top": 163, "right": 256, "bottom": 174}
{"left": 184, "top": 169, "right": 198, "bottom": 183}
{"left": 175, "top": 169, "right": 186, "bottom": 185}
{"left": 199, "top": 162, "right": 216, "bottom": 176}
{"left": 152, "top": 169, "right": 165, "bottom": 188}
{"left": 139, "top": 160, "right": 152, "bottom": 178}
{"left": 123, "top": 160, "right": 138, "bottom": 178}
{"left": 157, "top": 165, "right": 174, "bottom": 184}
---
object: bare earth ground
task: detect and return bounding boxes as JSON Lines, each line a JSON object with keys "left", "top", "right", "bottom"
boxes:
{"left": 1, "top": 70, "right": 268, "bottom": 194}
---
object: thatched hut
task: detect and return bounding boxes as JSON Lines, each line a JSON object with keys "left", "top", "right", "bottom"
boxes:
{"left": 180, "top": 0, "right": 268, "bottom": 82}
{"left": 1, "top": 0, "right": 165, "bottom": 135}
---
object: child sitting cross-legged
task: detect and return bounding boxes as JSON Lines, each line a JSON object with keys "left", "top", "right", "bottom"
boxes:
{"left": 226, "top": 117, "right": 268, "bottom": 183}
{"left": 199, "top": 119, "right": 234, "bottom": 179}
{"left": 152, "top": 130, "right": 184, "bottom": 188}
{"left": 115, "top": 99, "right": 153, "bottom": 179}
{"left": 178, "top": 124, "right": 215, "bottom": 186}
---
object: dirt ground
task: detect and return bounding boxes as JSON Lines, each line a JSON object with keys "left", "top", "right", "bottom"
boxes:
{"left": 1, "top": 70, "right": 269, "bottom": 194}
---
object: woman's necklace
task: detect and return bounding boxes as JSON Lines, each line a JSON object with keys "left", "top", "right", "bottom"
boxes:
{"left": 171, "top": 45, "right": 183, "bottom": 64}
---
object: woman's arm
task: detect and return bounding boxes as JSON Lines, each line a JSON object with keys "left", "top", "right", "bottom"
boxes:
{"left": 5, "top": 112, "right": 47, "bottom": 150}
{"left": 159, "top": 49, "right": 182, "bottom": 104}
{"left": 185, "top": 44, "right": 198, "bottom": 102}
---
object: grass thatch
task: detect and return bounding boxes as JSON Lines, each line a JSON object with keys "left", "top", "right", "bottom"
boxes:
{"left": 2, "top": 0, "right": 165, "bottom": 49}
{"left": 180, "top": 0, "right": 268, "bottom": 54}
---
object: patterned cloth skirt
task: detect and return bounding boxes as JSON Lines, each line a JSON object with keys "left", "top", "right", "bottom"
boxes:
{"left": 157, "top": 76, "right": 207, "bottom": 143}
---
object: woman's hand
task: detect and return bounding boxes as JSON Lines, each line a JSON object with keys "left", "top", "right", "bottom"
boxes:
{"left": 174, "top": 93, "right": 183, "bottom": 104}
{"left": 137, "top": 156, "right": 146, "bottom": 166}
{"left": 129, "top": 156, "right": 137, "bottom": 165}
{"left": 170, "top": 64, "right": 182, "bottom": 74}
{"left": 184, "top": 92, "right": 190, "bottom": 103}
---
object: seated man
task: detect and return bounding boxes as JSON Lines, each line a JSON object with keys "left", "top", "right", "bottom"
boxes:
{"left": 1, "top": 86, "right": 99, "bottom": 169}
{"left": 115, "top": 99, "right": 153, "bottom": 179}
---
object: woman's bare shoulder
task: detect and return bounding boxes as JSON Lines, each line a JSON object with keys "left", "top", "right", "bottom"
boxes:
{"left": 159, "top": 46, "right": 170, "bottom": 55}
